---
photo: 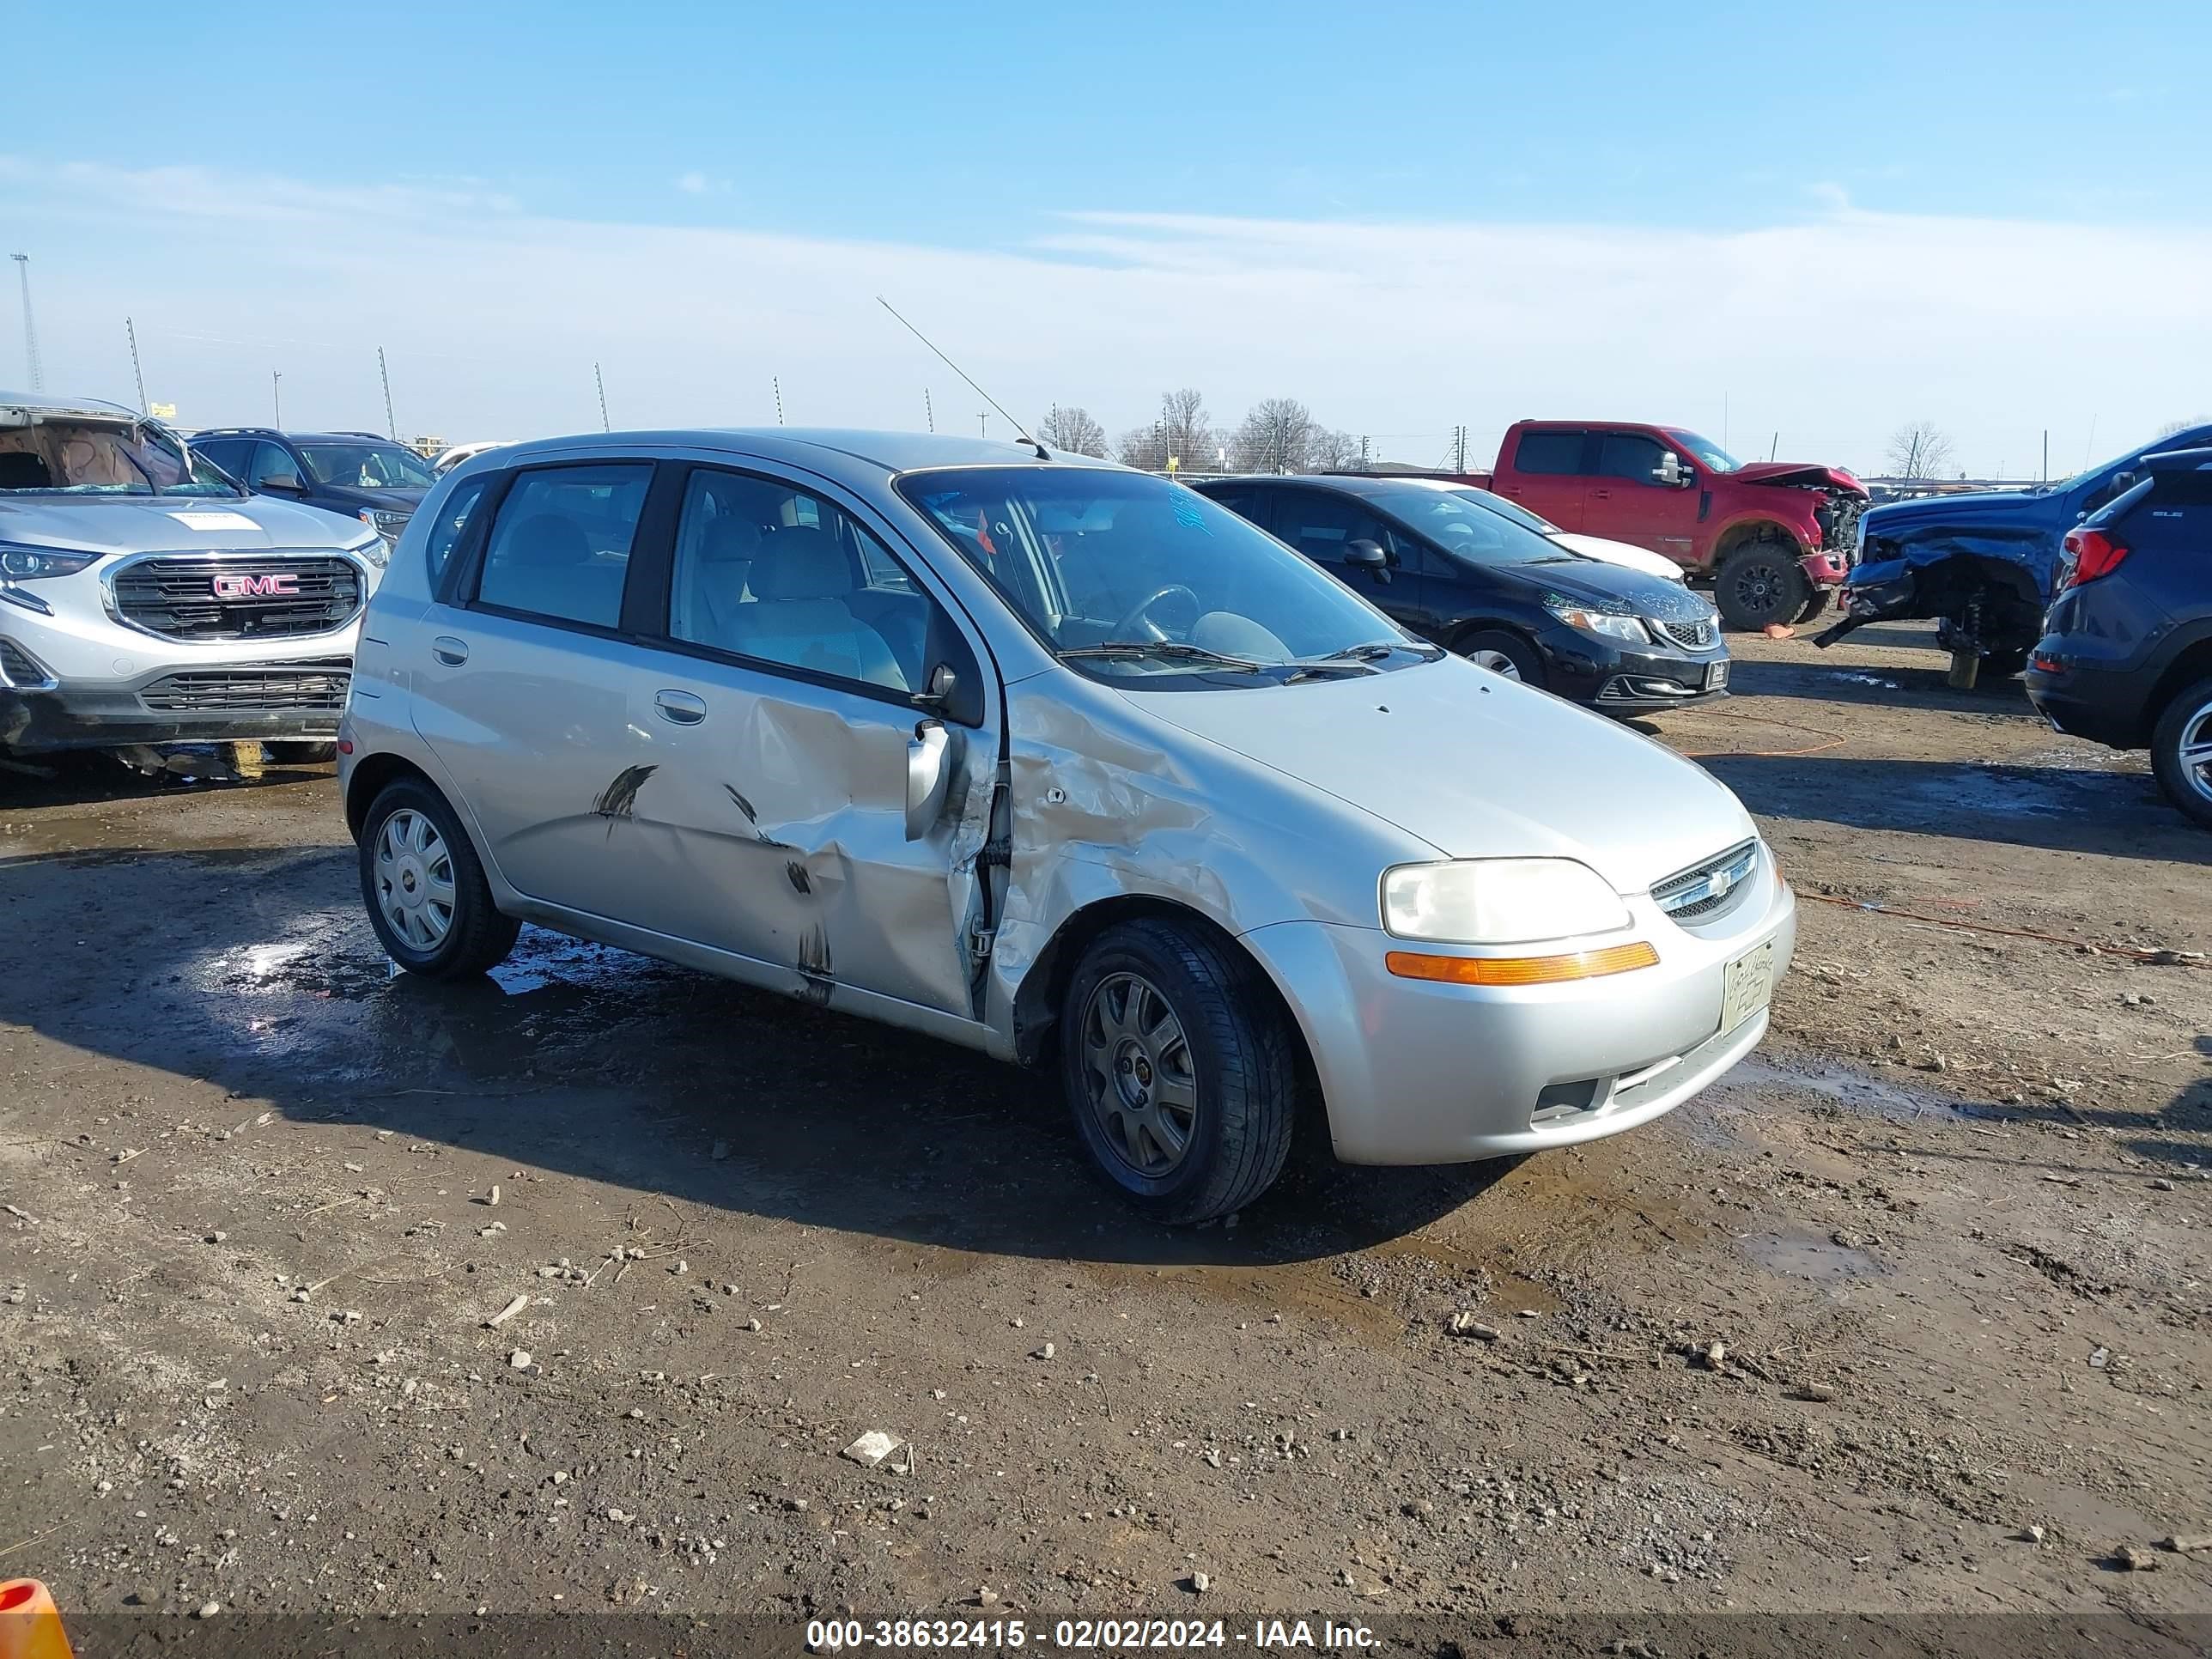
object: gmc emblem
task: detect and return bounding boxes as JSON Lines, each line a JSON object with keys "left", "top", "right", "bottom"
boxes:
{"left": 212, "top": 572, "right": 300, "bottom": 599}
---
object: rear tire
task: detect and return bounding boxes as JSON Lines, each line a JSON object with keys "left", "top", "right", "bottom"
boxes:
{"left": 2150, "top": 677, "right": 2212, "bottom": 831}
{"left": 1059, "top": 918, "right": 1297, "bottom": 1224}
{"left": 1456, "top": 628, "right": 1546, "bottom": 689}
{"left": 264, "top": 740, "right": 337, "bottom": 763}
{"left": 1790, "top": 587, "right": 1833, "bottom": 626}
{"left": 1714, "top": 542, "right": 1811, "bottom": 630}
{"left": 358, "top": 778, "right": 520, "bottom": 978}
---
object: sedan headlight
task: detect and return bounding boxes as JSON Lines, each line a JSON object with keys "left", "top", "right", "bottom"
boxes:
{"left": 1543, "top": 596, "right": 1649, "bottom": 643}
{"left": 1382, "top": 858, "right": 1632, "bottom": 945}
{"left": 0, "top": 543, "right": 101, "bottom": 581}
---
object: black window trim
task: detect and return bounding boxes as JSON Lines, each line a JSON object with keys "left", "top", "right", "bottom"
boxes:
{"left": 629, "top": 458, "right": 988, "bottom": 727}
{"left": 1512, "top": 426, "right": 1593, "bottom": 477}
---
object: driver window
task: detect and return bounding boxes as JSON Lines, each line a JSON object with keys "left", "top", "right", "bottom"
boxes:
{"left": 248, "top": 442, "right": 302, "bottom": 489}
{"left": 1597, "top": 433, "right": 1670, "bottom": 485}
{"left": 1272, "top": 491, "right": 1393, "bottom": 572}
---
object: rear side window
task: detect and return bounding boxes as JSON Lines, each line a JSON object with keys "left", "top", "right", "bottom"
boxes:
{"left": 2148, "top": 471, "right": 2212, "bottom": 509}
{"left": 475, "top": 464, "right": 651, "bottom": 629}
{"left": 422, "top": 477, "right": 489, "bottom": 593}
{"left": 1595, "top": 433, "right": 1668, "bottom": 483}
{"left": 1513, "top": 430, "right": 1585, "bottom": 475}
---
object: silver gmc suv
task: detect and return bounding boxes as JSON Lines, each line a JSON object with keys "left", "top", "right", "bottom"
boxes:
{"left": 0, "top": 392, "right": 385, "bottom": 757}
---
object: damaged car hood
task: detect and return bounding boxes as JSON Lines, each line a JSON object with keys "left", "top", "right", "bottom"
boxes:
{"left": 1731, "top": 461, "right": 1868, "bottom": 496}
{"left": 0, "top": 493, "right": 374, "bottom": 555}
{"left": 1123, "top": 659, "right": 1755, "bottom": 894}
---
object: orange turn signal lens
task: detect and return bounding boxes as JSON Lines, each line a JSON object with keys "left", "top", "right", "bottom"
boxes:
{"left": 1384, "top": 941, "right": 1659, "bottom": 986}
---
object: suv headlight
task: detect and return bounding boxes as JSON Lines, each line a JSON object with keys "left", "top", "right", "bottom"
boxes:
{"left": 0, "top": 544, "right": 101, "bottom": 581}
{"left": 1543, "top": 596, "right": 1649, "bottom": 643}
{"left": 1382, "top": 858, "right": 1631, "bottom": 945}
{"left": 348, "top": 516, "right": 392, "bottom": 568}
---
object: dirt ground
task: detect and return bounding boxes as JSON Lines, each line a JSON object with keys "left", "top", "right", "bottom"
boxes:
{"left": 2, "top": 620, "right": 2207, "bottom": 1637}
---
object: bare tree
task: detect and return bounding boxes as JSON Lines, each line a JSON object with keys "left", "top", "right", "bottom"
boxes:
{"left": 1116, "top": 423, "right": 1165, "bottom": 471}
{"left": 1038, "top": 404, "right": 1108, "bottom": 458}
{"left": 1157, "top": 388, "right": 1215, "bottom": 471}
{"left": 1309, "top": 428, "right": 1364, "bottom": 471}
{"left": 1886, "top": 421, "right": 1957, "bottom": 482}
{"left": 1232, "top": 398, "right": 1317, "bottom": 473}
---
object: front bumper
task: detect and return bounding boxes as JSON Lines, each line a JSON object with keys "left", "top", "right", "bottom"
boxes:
{"left": 0, "top": 658, "right": 351, "bottom": 751}
{"left": 1800, "top": 549, "right": 1850, "bottom": 586}
{"left": 1243, "top": 869, "right": 1796, "bottom": 1165}
{"left": 1540, "top": 622, "right": 1731, "bottom": 712}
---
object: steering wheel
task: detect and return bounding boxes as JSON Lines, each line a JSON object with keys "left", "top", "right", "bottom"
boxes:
{"left": 1111, "top": 584, "right": 1200, "bottom": 641}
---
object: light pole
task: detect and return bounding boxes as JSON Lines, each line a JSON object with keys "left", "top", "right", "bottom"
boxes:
{"left": 11, "top": 255, "right": 42, "bottom": 392}
{"left": 271, "top": 370, "right": 283, "bottom": 426}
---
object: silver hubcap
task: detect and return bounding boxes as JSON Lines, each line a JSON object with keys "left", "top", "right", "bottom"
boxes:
{"left": 2178, "top": 702, "right": 2212, "bottom": 804}
{"left": 1079, "top": 972, "right": 1198, "bottom": 1177}
{"left": 1468, "top": 648, "right": 1522, "bottom": 681}
{"left": 374, "top": 808, "right": 457, "bottom": 952}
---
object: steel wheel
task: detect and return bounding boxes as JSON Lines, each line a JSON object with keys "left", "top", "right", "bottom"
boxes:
{"left": 1077, "top": 971, "right": 1199, "bottom": 1177}
{"left": 1467, "top": 648, "right": 1522, "bottom": 680}
{"left": 372, "top": 806, "right": 457, "bottom": 951}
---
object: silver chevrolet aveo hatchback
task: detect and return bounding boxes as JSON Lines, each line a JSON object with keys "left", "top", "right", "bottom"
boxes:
{"left": 339, "top": 430, "right": 1796, "bottom": 1223}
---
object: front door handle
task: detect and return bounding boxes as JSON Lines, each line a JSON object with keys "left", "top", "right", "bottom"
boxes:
{"left": 654, "top": 690, "right": 707, "bottom": 726}
{"left": 1591, "top": 488, "right": 1613, "bottom": 500}
{"left": 431, "top": 635, "right": 469, "bottom": 666}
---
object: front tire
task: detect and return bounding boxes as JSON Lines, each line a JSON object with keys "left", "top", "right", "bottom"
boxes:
{"left": 1456, "top": 628, "right": 1546, "bottom": 689}
{"left": 358, "top": 779, "right": 520, "bottom": 978}
{"left": 264, "top": 740, "right": 337, "bottom": 764}
{"left": 2151, "top": 677, "right": 2212, "bottom": 831}
{"left": 1714, "top": 542, "right": 1811, "bottom": 630}
{"left": 1059, "top": 918, "right": 1297, "bottom": 1224}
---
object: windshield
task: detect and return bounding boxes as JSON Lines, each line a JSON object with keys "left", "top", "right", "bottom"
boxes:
{"left": 1666, "top": 430, "right": 1741, "bottom": 473}
{"left": 1370, "top": 483, "right": 1583, "bottom": 568}
{"left": 0, "top": 417, "right": 241, "bottom": 497}
{"left": 1441, "top": 486, "right": 1562, "bottom": 537}
{"left": 297, "top": 441, "right": 437, "bottom": 489}
{"left": 898, "top": 467, "right": 1426, "bottom": 684}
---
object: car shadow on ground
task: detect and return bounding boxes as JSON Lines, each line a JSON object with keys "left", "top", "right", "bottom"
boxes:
{"left": 0, "top": 844, "right": 1513, "bottom": 1268}
{"left": 1716, "top": 653, "right": 2052, "bottom": 716}
{"left": 1697, "top": 752, "right": 2206, "bottom": 862}
{"left": 0, "top": 750, "right": 329, "bottom": 808}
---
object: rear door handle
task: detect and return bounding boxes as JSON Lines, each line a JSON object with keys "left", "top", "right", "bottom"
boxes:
{"left": 1591, "top": 488, "right": 1613, "bottom": 499}
{"left": 654, "top": 690, "right": 707, "bottom": 726}
{"left": 431, "top": 635, "right": 469, "bottom": 665}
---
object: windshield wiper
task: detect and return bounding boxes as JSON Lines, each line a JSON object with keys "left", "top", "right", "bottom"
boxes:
{"left": 1315, "top": 639, "right": 1435, "bottom": 662}
{"left": 1059, "top": 641, "right": 1264, "bottom": 672}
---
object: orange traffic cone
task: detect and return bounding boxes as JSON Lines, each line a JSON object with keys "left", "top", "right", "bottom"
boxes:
{"left": 0, "top": 1581, "right": 74, "bottom": 1659}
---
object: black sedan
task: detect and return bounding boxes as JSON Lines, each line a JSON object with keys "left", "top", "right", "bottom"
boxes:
{"left": 1192, "top": 475, "right": 1729, "bottom": 712}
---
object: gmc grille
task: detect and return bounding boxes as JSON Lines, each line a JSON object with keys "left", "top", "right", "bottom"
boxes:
{"left": 138, "top": 664, "right": 351, "bottom": 714}
{"left": 110, "top": 554, "right": 363, "bottom": 641}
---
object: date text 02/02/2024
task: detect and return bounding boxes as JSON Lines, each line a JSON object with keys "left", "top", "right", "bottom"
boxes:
{"left": 805, "top": 1619, "right": 1379, "bottom": 1650}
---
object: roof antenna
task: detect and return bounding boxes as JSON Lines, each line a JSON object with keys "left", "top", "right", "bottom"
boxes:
{"left": 877, "top": 297, "right": 1048, "bottom": 459}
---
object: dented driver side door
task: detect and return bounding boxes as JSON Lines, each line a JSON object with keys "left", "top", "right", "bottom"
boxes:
{"left": 612, "top": 461, "right": 998, "bottom": 1020}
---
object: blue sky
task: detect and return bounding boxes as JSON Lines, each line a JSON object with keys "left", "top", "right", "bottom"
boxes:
{"left": 5, "top": 2, "right": 2207, "bottom": 472}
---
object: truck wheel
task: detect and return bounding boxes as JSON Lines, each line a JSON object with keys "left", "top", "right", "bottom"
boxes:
{"left": 1791, "top": 588, "right": 1833, "bottom": 626}
{"left": 359, "top": 778, "right": 521, "bottom": 978}
{"left": 1456, "top": 629, "right": 1546, "bottom": 689}
{"left": 1059, "top": 918, "right": 1297, "bottom": 1224}
{"left": 2151, "top": 677, "right": 2212, "bottom": 830}
{"left": 1714, "top": 543, "right": 1810, "bottom": 630}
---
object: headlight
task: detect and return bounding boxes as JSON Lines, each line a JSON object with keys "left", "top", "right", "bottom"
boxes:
{"left": 1544, "top": 596, "right": 1648, "bottom": 643}
{"left": 349, "top": 516, "right": 392, "bottom": 568}
{"left": 1382, "top": 858, "right": 1632, "bottom": 945}
{"left": 0, "top": 544, "right": 101, "bottom": 581}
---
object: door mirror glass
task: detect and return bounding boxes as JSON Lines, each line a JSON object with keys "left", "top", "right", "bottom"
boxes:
{"left": 1343, "top": 538, "right": 1389, "bottom": 570}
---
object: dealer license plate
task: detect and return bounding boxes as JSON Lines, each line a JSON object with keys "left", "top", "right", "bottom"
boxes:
{"left": 1705, "top": 659, "right": 1730, "bottom": 690}
{"left": 1721, "top": 939, "right": 1774, "bottom": 1033}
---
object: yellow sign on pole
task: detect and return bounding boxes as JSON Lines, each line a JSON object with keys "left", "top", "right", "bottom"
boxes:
{"left": 1166, "top": 455, "right": 1180, "bottom": 474}
{"left": 149, "top": 402, "right": 177, "bottom": 420}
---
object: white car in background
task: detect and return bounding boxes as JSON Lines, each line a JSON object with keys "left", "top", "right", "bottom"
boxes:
{"left": 1396, "top": 477, "right": 1689, "bottom": 583}
{"left": 432, "top": 441, "right": 515, "bottom": 475}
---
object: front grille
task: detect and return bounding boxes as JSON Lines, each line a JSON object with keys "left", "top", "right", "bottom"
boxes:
{"left": 0, "top": 639, "right": 56, "bottom": 690}
{"left": 1650, "top": 616, "right": 1717, "bottom": 651}
{"left": 139, "top": 665, "right": 351, "bottom": 714}
{"left": 110, "top": 554, "right": 363, "bottom": 641}
{"left": 1651, "top": 841, "right": 1759, "bottom": 923}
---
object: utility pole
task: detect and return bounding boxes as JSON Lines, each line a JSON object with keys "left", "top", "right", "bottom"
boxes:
{"left": 271, "top": 370, "right": 283, "bottom": 426}
{"left": 1770, "top": 431, "right": 1778, "bottom": 461}
{"left": 125, "top": 317, "right": 147, "bottom": 412}
{"left": 925, "top": 388, "right": 934, "bottom": 433}
{"left": 1454, "top": 425, "right": 1468, "bottom": 472}
{"left": 979, "top": 410, "right": 988, "bottom": 437}
{"left": 594, "top": 363, "right": 609, "bottom": 432}
{"left": 11, "top": 255, "right": 42, "bottom": 392}
{"left": 773, "top": 376, "right": 786, "bottom": 425}
{"left": 1361, "top": 434, "right": 1370, "bottom": 467}
{"left": 2041, "top": 428, "right": 2049, "bottom": 483}
{"left": 378, "top": 346, "right": 397, "bottom": 439}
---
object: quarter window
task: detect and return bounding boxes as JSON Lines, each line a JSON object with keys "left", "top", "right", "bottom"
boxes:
{"left": 1513, "top": 430, "right": 1586, "bottom": 475}
{"left": 667, "top": 469, "right": 927, "bottom": 693}
{"left": 475, "top": 464, "right": 651, "bottom": 629}
{"left": 423, "top": 477, "right": 490, "bottom": 593}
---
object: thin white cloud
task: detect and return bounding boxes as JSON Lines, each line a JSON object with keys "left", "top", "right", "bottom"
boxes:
{"left": 4, "top": 155, "right": 2204, "bottom": 478}
{"left": 674, "top": 170, "right": 723, "bottom": 196}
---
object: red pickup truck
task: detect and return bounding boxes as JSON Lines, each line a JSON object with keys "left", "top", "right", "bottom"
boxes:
{"left": 1464, "top": 422, "right": 1869, "bottom": 629}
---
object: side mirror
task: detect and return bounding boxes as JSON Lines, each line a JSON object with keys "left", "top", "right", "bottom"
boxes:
{"left": 1344, "top": 538, "right": 1391, "bottom": 581}
{"left": 1653, "top": 453, "right": 1690, "bottom": 488}
{"left": 258, "top": 474, "right": 305, "bottom": 493}
{"left": 911, "top": 662, "right": 959, "bottom": 709}
{"left": 905, "top": 719, "right": 952, "bottom": 842}
{"left": 2112, "top": 471, "right": 2139, "bottom": 495}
